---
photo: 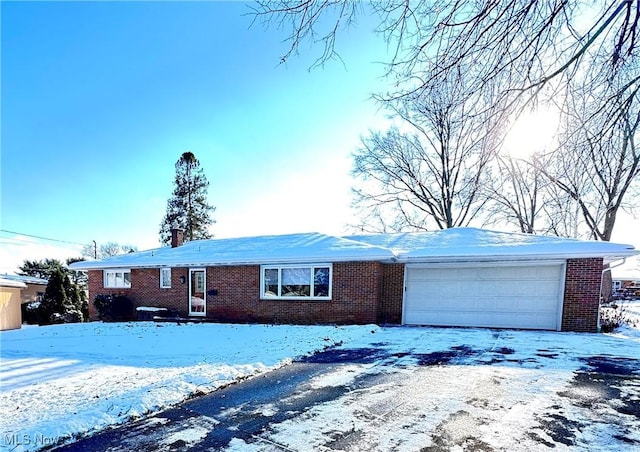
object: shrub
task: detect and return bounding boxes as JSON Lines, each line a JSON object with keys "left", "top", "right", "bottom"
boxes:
{"left": 80, "top": 292, "right": 89, "bottom": 321}
{"left": 21, "top": 301, "right": 41, "bottom": 325}
{"left": 94, "top": 294, "right": 134, "bottom": 322}
{"left": 600, "top": 302, "right": 637, "bottom": 333}
{"left": 36, "top": 265, "right": 87, "bottom": 325}
{"left": 63, "top": 309, "right": 84, "bottom": 323}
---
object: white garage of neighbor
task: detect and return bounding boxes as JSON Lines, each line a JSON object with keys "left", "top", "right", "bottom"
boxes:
{"left": 403, "top": 262, "right": 565, "bottom": 330}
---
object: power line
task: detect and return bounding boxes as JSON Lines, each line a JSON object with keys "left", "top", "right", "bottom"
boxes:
{"left": 0, "top": 229, "right": 86, "bottom": 247}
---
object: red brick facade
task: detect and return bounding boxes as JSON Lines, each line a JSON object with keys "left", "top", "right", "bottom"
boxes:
{"left": 203, "top": 262, "right": 384, "bottom": 324}
{"left": 87, "top": 262, "right": 394, "bottom": 325}
{"left": 87, "top": 258, "right": 604, "bottom": 332}
{"left": 378, "top": 263, "right": 405, "bottom": 324}
{"left": 561, "top": 258, "right": 604, "bottom": 333}
{"left": 87, "top": 268, "right": 190, "bottom": 320}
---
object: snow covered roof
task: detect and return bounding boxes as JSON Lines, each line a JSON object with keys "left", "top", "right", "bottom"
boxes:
{"left": 0, "top": 277, "right": 27, "bottom": 289}
{"left": 348, "top": 228, "right": 638, "bottom": 263}
{"left": 69, "top": 228, "right": 638, "bottom": 271}
{"left": 69, "top": 233, "right": 395, "bottom": 270}
{"left": 0, "top": 274, "right": 49, "bottom": 285}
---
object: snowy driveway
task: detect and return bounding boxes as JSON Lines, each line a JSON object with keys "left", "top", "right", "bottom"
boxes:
{"left": 54, "top": 326, "right": 640, "bottom": 451}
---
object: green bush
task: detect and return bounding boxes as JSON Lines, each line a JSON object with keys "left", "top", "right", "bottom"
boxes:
{"left": 94, "top": 294, "right": 134, "bottom": 322}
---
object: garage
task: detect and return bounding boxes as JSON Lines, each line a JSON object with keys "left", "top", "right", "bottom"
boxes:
{"left": 403, "top": 262, "right": 565, "bottom": 330}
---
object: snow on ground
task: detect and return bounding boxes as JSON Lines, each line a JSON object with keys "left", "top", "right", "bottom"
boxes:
{"left": 0, "top": 322, "right": 369, "bottom": 451}
{"left": 225, "top": 326, "right": 640, "bottom": 451}
{"left": 607, "top": 300, "right": 640, "bottom": 339}
{"left": 1, "top": 319, "right": 640, "bottom": 451}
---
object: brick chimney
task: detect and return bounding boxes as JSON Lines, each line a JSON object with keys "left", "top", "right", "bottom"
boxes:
{"left": 171, "top": 228, "right": 184, "bottom": 248}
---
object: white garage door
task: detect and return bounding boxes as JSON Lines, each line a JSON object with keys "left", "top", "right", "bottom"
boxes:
{"left": 403, "top": 263, "right": 565, "bottom": 330}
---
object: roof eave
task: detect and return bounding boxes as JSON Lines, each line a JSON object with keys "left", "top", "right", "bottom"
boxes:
{"left": 68, "top": 253, "right": 397, "bottom": 270}
{"left": 402, "top": 250, "right": 640, "bottom": 263}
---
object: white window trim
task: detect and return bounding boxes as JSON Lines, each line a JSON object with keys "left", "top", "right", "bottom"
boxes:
{"left": 160, "top": 267, "right": 172, "bottom": 289}
{"left": 103, "top": 269, "right": 131, "bottom": 289}
{"left": 261, "top": 264, "right": 332, "bottom": 301}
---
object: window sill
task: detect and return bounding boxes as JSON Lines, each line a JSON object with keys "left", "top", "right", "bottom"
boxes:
{"left": 261, "top": 297, "right": 331, "bottom": 302}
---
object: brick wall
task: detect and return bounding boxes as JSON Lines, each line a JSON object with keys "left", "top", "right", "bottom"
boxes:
{"left": 207, "top": 262, "right": 383, "bottom": 324}
{"left": 378, "top": 263, "right": 404, "bottom": 324}
{"left": 87, "top": 262, "right": 386, "bottom": 324}
{"left": 87, "top": 268, "right": 190, "bottom": 320}
{"left": 87, "top": 270, "right": 101, "bottom": 320}
{"left": 88, "top": 259, "right": 602, "bottom": 332}
{"left": 561, "top": 258, "right": 603, "bottom": 332}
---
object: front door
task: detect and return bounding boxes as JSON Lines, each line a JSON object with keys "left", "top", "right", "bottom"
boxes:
{"left": 189, "top": 268, "right": 206, "bottom": 316}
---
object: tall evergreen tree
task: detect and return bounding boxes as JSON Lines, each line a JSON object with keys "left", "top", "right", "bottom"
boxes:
{"left": 159, "top": 151, "right": 216, "bottom": 245}
{"left": 18, "top": 258, "right": 64, "bottom": 280}
{"left": 39, "top": 265, "right": 69, "bottom": 324}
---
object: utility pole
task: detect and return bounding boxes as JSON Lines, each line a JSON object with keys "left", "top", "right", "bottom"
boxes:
{"left": 92, "top": 240, "right": 97, "bottom": 259}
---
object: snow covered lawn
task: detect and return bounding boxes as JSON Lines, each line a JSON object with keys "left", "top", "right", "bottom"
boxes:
{"left": 0, "top": 322, "right": 367, "bottom": 451}
{"left": 1, "top": 316, "right": 640, "bottom": 451}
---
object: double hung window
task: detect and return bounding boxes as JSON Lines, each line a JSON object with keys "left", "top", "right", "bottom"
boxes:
{"left": 104, "top": 269, "right": 131, "bottom": 288}
{"left": 160, "top": 268, "right": 172, "bottom": 288}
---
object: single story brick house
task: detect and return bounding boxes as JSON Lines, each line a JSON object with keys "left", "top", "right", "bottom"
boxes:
{"left": 69, "top": 228, "right": 638, "bottom": 332}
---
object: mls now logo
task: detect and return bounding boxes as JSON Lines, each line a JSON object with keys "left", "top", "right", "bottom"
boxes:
{"left": 3, "top": 433, "right": 59, "bottom": 447}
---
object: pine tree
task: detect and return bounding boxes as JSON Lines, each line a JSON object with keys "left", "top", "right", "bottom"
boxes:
{"left": 159, "top": 151, "right": 216, "bottom": 245}
{"left": 40, "top": 265, "right": 68, "bottom": 324}
{"left": 18, "top": 258, "right": 65, "bottom": 280}
{"left": 64, "top": 282, "right": 85, "bottom": 323}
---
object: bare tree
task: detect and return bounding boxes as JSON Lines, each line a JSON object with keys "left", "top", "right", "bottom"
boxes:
{"left": 539, "top": 78, "right": 640, "bottom": 242}
{"left": 81, "top": 242, "right": 138, "bottom": 260}
{"left": 256, "top": 1, "right": 640, "bottom": 240}
{"left": 352, "top": 71, "right": 499, "bottom": 230}
{"left": 250, "top": 1, "right": 364, "bottom": 69}
{"left": 253, "top": 1, "right": 639, "bottom": 104}
{"left": 484, "top": 155, "right": 546, "bottom": 234}
{"left": 484, "top": 134, "right": 595, "bottom": 237}
{"left": 536, "top": 71, "right": 640, "bottom": 302}
{"left": 542, "top": 180, "right": 586, "bottom": 239}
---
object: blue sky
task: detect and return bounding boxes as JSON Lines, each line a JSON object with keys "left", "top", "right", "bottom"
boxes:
{"left": 1, "top": 1, "right": 393, "bottom": 270}
{"left": 1, "top": 1, "right": 638, "bottom": 274}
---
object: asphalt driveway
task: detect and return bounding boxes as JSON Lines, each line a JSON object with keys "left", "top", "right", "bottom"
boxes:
{"left": 55, "top": 328, "right": 640, "bottom": 451}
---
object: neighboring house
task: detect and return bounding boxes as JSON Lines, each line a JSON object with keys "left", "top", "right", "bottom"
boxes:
{"left": 611, "top": 267, "right": 640, "bottom": 299}
{"left": 69, "top": 228, "right": 639, "bottom": 333}
{"left": 0, "top": 276, "right": 27, "bottom": 331}
{"left": 0, "top": 274, "right": 48, "bottom": 304}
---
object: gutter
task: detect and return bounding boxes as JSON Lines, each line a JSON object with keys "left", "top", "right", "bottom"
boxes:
{"left": 68, "top": 247, "right": 639, "bottom": 271}
{"left": 401, "top": 251, "right": 640, "bottom": 264}
{"left": 68, "top": 253, "right": 397, "bottom": 271}
{"left": 602, "top": 258, "right": 627, "bottom": 275}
